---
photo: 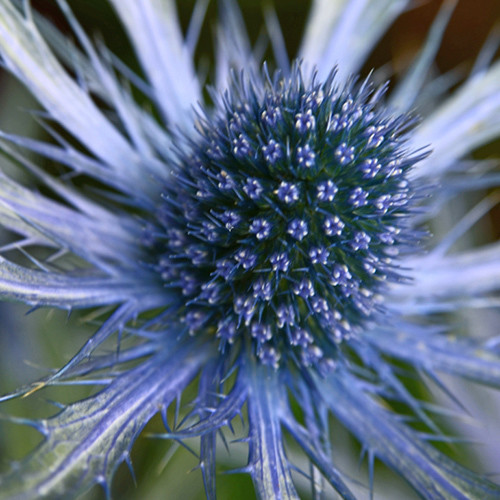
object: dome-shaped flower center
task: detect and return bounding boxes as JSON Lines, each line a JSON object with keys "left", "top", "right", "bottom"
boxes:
{"left": 158, "top": 68, "right": 421, "bottom": 369}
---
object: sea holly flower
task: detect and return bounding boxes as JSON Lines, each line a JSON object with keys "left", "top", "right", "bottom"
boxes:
{"left": 0, "top": 0, "right": 499, "bottom": 499}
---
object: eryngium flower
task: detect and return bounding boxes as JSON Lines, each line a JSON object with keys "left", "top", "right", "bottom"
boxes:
{"left": 0, "top": 0, "right": 499, "bottom": 498}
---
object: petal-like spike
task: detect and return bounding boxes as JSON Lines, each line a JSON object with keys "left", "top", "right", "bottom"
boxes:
{"left": 430, "top": 193, "right": 500, "bottom": 259}
{"left": 54, "top": 0, "right": 155, "bottom": 158}
{"left": 0, "top": 344, "right": 207, "bottom": 500}
{"left": 402, "top": 242, "right": 500, "bottom": 302}
{"left": 247, "top": 363, "right": 299, "bottom": 500}
{"left": 186, "top": 0, "right": 209, "bottom": 57}
{"left": 174, "top": 372, "right": 247, "bottom": 438}
{"left": 0, "top": 0, "right": 152, "bottom": 194}
{"left": 0, "top": 258, "right": 158, "bottom": 308}
{"left": 215, "top": 0, "right": 257, "bottom": 89}
{"left": 0, "top": 170, "right": 141, "bottom": 269}
{"left": 196, "top": 362, "right": 220, "bottom": 500}
{"left": 283, "top": 417, "right": 356, "bottom": 500}
{"left": 109, "top": 0, "right": 200, "bottom": 127}
{"left": 319, "top": 369, "right": 500, "bottom": 500}
{"left": 300, "top": 0, "right": 410, "bottom": 82}
{"left": 391, "top": 0, "right": 458, "bottom": 111}
{"left": 367, "top": 330, "right": 500, "bottom": 389}
{"left": 413, "top": 61, "right": 500, "bottom": 179}
{"left": 264, "top": 7, "right": 290, "bottom": 77}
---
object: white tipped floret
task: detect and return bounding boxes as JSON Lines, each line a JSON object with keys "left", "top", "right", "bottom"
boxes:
{"left": 287, "top": 219, "right": 308, "bottom": 241}
{"left": 262, "top": 139, "right": 283, "bottom": 164}
{"left": 296, "top": 144, "right": 316, "bottom": 168}
{"left": 243, "top": 178, "right": 264, "bottom": 199}
{"left": 309, "top": 247, "right": 330, "bottom": 265}
{"left": 323, "top": 216, "right": 344, "bottom": 236}
{"left": 293, "top": 278, "right": 315, "bottom": 298}
{"left": 276, "top": 181, "right": 300, "bottom": 204}
{"left": 249, "top": 218, "right": 272, "bottom": 240}
{"left": 270, "top": 252, "right": 290, "bottom": 272}
{"left": 348, "top": 187, "right": 369, "bottom": 207}
{"left": 253, "top": 279, "right": 273, "bottom": 301}
{"left": 295, "top": 109, "right": 316, "bottom": 133}
{"left": 334, "top": 143, "right": 355, "bottom": 165}
{"left": 316, "top": 180, "right": 338, "bottom": 202}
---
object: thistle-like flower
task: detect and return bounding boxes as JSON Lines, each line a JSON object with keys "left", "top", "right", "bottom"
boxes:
{"left": 0, "top": 0, "right": 499, "bottom": 499}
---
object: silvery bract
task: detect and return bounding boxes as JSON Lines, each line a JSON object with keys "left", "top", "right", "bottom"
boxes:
{"left": 0, "top": 0, "right": 500, "bottom": 498}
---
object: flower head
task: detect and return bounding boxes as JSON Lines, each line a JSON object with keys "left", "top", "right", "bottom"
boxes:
{"left": 0, "top": 1, "right": 499, "bottom": 499}
{"left": 161, "top": 66, "right": 422, "bottom": 371}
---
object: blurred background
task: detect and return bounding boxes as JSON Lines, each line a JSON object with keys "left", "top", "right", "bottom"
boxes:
{"left": 0, "top": 1, "right": 499, "bottom": 498}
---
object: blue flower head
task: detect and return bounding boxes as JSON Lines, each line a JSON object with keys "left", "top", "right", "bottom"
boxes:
{"left": 0, "top": 1, "right": 499, "bottom": 499}
{"left": 161, "top": 67, "right": 423, "bottom": 371}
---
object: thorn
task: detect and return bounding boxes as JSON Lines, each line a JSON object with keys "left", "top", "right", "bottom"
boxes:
{"left": 22, "top": 380, "right": 48, "bottom": 398}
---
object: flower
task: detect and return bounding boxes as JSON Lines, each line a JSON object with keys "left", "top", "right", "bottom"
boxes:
{"left": 0, "top": 0, "right": 499, "bottom": 498}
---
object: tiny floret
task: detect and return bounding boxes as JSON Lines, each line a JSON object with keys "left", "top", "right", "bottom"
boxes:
{"left": 293, "top": 278, "right": 315, "bottom": 298}
{"left": 323, "top": 215, "right": 344, "bottom": 236}
{"left": 277, "top": 304, "right": 296, "bottom": 328}
{"left": 216, "top": 170, "right": 236, "bottom": 190}
{"left": 235, "top": 248, "right": 257, "bottom": 269}
{"left": 261, "top": 105, "right": 282, "bottom": 126}
{"left": 249, "top": 218, "right": 272, "bottom": 240}
{"left": 317, "top": 180, "right": 338, "bottom": 201}
{"left": 270, "top": 251, "right": 290, "bottom": 272}
{"left": 360, "top": 158, "right": 381, "bottom": 178}
{"left": 296, "top": 144, "right": 316, "bottom": 168}
{"left": 262, "top": 139, "right": 283, "bottom": 164}
{"left": 251, "top": 322, "right": 273, "bottom": 342}
{"left": 295, "top": 109, "right": 316, "bottom": 133}
{"left": 232, "top": 134, "right": 252, "bottom": 158}
{"left": 243, "top": 177, "right": 264, "bottom": 199}
{"left": 335, "top": 143, "right": 355, "bottom": 165}
{"left": 219, "top": 210, "right": 241, "bottom": 230}
{"left": 351, "top": 231, "right": 372, "bottom": 251}
{"left": 252, "top": 279, "right": 273, "bottom": 301}
{"left": 365, "top": 125, "right": 385, "bottom": 148}
{"left": 309, "top": 246, "right": 330, "bottom": 265}
{"left": 277, "top": 181, "right": 300, "bottom": 204}
{"left": 348, "top": 186, "right": 369, "bottom": 207}
{"left": 287, "top": 218, "right": 308, "bottom": 240}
